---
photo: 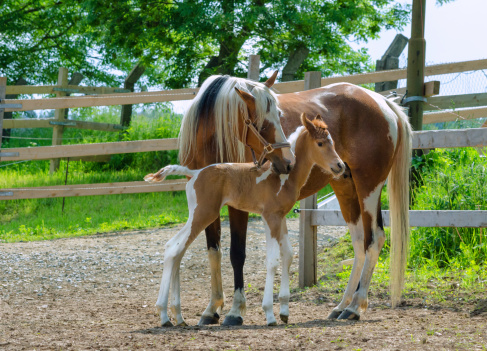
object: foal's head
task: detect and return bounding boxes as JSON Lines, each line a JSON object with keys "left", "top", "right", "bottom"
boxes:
{"left": 300, "top": 113, "right": 345, "bottom": 177}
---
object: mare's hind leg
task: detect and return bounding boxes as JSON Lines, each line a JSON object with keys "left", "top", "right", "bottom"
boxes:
{"left": 327, "top": 175, "right": 366, "bottom": 319}
{"left": 198, "top": 218, "right": 225, "bottom": 326}
{"left": 338, "top": 179, "right": 387, "bottom": 321}
{"left": 222, "top": 207, "right": 249, "bottom": 326}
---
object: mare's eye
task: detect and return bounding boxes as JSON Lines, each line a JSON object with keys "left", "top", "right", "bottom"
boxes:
{"left": 317, "top": 142, "right": 323, "bottom": 147}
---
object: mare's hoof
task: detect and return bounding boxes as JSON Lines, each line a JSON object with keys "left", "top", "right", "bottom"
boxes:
{"left": 327, "top": 309, "right": 343, "bottom": 319}
{"left": 279, "top": 314, "right": 289, "bottom": 324}
{"left": 162, "top": 320, "right": 174, "bottom": 327}
{"left": 337, "top": 309, "right": 360, "bottom": 321}
{"left": 222, "top": 315, "right": 244, "bottom": 326}
{"left": 198, "top": 313, "right": 220, "bottom": 326}
{"left": 267, "top": 321, "right": 278, "bottom": 326}
{"left": 177, "top": 321, "right": 188, "bottom": 327}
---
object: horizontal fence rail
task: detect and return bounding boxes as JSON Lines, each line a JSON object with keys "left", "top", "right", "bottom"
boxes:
{"left": 4, "top": 59, "right": 487, "bottom": 112}
{"left": 1, "top": 138, "right": 178, "bottom": 161}
{"left": 0, "top": 179, "right": 187, "bottom": 200}
{"left": 311, "top": 210, "right": 487, "bottom": 228}
{"left": 1, "top": 128, "right": 485, "bottom": 163}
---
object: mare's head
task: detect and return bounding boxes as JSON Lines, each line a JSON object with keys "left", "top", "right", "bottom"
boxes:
{"left": 233, "top": 72, "right": 295, "bottom": 174}
{"left": 298, "top": 113, "right": 345, "bottom": 177}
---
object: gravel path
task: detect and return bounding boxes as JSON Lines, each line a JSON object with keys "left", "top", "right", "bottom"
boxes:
{"left": 1, "top": 218, "right": 486, "bottom": 350}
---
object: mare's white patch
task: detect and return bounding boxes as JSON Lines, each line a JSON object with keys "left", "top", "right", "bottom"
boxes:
{"left": 363, "top": 88, "right": 398, "bottom": 148}
{"left": 256, "top": 168, "right": 273, "bottom": 184}
{"left": 362, "top": 181, "right": 385, "bottom": 230}
{"left": 287, "top": 126, "right": 304, "bottom": 153}
{"left": 277, "top": 174, "right": 289, "bottom": 195}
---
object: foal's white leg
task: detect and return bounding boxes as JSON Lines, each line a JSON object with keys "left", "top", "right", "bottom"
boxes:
{"left": 278, "top": 218, "right": 293, "bottom": 324}
{"left": 339, "top": 183, "right": 386, "bottom": 320}
{"left": 328, "top": 215, "right": 366, "bottom": 319}
{"left": 170, "top": 256, "right": 186, "bottom": 326}
{"left": 261, "top": 218, "right": 281, "bottom": 326}
{"left": 156, "top": 222, "right": 192, "bottom": 326}
{"left": 198, "top": 246, "right": 225, "bottom": 325}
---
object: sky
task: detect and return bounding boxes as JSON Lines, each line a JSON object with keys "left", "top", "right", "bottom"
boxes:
{"left": 354, "top": 0, "right": 487, "bottom": 65}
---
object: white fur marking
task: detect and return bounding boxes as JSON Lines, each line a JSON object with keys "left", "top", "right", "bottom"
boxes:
{"left": 277, "top": 174, "right": 289, "bottom": 195}
{"left": 363, "top": 88, "right": 398, "bottom": 148}
{"left": 256, "top": 168, "right": 273, "bottom": 184}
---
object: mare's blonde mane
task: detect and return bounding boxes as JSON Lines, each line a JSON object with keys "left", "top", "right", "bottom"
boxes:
{"left": 178, "top": 75, "right": 280, "bottom": 165}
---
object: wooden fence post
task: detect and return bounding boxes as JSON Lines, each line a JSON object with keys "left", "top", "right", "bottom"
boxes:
{"left": 299, "top": 71, "right": 321, "bottom": 288}
{"left": 375, "top": 34, "right": 408, "bottom": 92}
{"left": 0, "top": 77, "right": 7, "bottom": 161}
{"left": 247, "top": 55, "right": 260, "bottom": 81}
{"left": 120, "top": 63, "right": 145, "bottom": 127}
{"left": 50, "top": 67, "right": 69, "bottom": 174}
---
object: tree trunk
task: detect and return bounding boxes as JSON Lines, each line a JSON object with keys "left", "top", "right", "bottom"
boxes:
{"left": 281, "top": 46, "right": 309, "bottom": 82}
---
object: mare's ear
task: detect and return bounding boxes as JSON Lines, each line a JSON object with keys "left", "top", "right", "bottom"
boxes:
{"left": 235, "top": 87, "right": 257, "bottom": 117}
{"left": 301, "top": 113, "right": 316, "bottom": 135}
{"left": 264, "top": 70, "right": 278, "bottom": 88}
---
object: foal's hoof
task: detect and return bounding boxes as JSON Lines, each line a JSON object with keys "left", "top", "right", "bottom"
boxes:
{"left": 162, "top": 320, "right": 174, "bottom": 327}
{"left": 267, "top": 321, "right": 278, "bottom": 326}
{"left": 198, "top": 313, "right": 220, "bottom": 326}
{"left": 222, "top": 315, "right": 244, "bottom": 326}
{"left": 327, "top": 309, "right": 343, "bottom": 319}
{"left": 279, "top": 314, "right": 289, "bottom": 324}
{"left": 337, "top": 309, "right": 360, "bottom": 321}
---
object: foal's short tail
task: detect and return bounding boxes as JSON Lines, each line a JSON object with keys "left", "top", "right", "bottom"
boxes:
{"left": 384, "top": 99, "right": 412, "bottom": 308}
{"left": 144, "top": 165, "right": 198, "bottom": 183}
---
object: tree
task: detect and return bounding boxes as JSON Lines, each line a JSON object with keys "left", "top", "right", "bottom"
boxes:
{"left": 0, "top": 1, "right": 450, "bottom": 88}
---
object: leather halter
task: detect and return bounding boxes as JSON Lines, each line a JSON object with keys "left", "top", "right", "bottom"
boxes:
{"left": 241, "top": 114, "right": 291, "bottom": 169}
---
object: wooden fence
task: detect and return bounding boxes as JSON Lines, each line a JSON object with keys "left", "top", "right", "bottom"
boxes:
{"left": 1, "top": 57, "right": 487, "bottom": 287}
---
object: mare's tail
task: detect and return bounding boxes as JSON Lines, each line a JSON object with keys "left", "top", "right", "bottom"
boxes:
{"left": 384, "top": 98, "right": 412, "bottom": 308}
{"left": 144, "top": 165, "right": 198, "bottom": 183}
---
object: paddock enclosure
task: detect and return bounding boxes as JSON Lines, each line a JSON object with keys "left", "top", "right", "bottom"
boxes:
{"left": 1, "top": 54, "right": 487, "bottom": 348}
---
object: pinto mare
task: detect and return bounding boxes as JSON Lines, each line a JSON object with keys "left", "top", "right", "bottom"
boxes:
{"left": 177, "top": 72, "right": 295, "bottom": 325}
{"left": 146, "top": 114, "right": 345, "bottom": 326}
{"left": 191, "top": 82, "right": 413, "bottom": 324}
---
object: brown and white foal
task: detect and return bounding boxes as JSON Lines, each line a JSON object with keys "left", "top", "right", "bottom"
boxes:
{"left": 145, "top": 113, "right": 345, "bottom": 326}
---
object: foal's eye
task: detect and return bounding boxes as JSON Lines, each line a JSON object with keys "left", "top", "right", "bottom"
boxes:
{"left": 317, "top": 142, "right": 323, "bottom": 147}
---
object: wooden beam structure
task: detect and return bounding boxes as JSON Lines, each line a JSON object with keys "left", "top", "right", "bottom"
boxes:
{"left": 247, "top": 55, "right": 260, "bottom": 81}
{"left": 1, "top": 138, "right": 178, "bottom": 161}
{"left": 0, "top": 179, "right": 187, "bottom": 200}
{"left": 0, "top": 77, "right": 6, "bottom": 161}
{"left": 121, "top": 63, "right": 146, "bottom": 127}
{"left": 5, "top": 85, "right": 131, "bottom": 95}
{"left": 423, "top": 107, "right": 487, "bottom": 124}
{"left": 311, "top": 210, "right": 487, "bottom": 228}
{"left": 425, "top": 92, "right": 487, "bottom": 111}
{"left": 299, "top": 71, "right": 321, "bottom": 288}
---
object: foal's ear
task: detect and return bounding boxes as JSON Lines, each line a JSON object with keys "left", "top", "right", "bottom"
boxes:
{"left": 301, "top": 113, "right": 316, "bottom": 134}
{"left": 264, "top": 70, "right": 278, "bottom": 88}
{"left": 314, "top": 114, "right": 323, "bottom": 121}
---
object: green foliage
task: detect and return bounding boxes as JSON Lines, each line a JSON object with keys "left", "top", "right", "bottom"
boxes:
{"left": 1, "top": 0, "right": 410, "bottom": 87}
{"left": 409, "top": 148, "right": 487, "bottom": 268}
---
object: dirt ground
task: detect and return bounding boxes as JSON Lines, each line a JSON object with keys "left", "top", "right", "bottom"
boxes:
{"left": 1, "top": 218, "right": 486, "bottom": 350}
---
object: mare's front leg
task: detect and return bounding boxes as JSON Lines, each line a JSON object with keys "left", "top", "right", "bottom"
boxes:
{"left": 222, "top": 207, "right": 249, "bottom": 326}
{"left": 261, "top": 215, "right": 282, "bottom": 326}
{"left": 278, "top": 218, "right": 293, "bottom": 324}
{"left": 198, "top": 217, "right": 225, "bottom": 325}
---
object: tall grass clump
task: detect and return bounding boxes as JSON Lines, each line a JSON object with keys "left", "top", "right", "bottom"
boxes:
{"left": 409, "top": 148, "right": 487, "bottom": 270}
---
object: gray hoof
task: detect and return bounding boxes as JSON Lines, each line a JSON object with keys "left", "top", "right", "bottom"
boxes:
{"left": 222, "top": 315, "right": 244, "bottom": 326}
{"left": 177, "top": 321, "right": 188, "bottom": 327}
{"left": 267, "top": 321, "right": 278, "bottom": 326}
{"left": 337, "top": 309, "right": 360, "bottom": 320}
{"left": 327, "top": 309, "right": 343, "bottom": 319}
{"left": 198, "top": 313, "right": 220, "bottom": 326}
{"left": 279, "top": 314, "right": 289, "bottom": 324}
{"left": 162, "top": 320, "right": 174, "bottom": 327}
